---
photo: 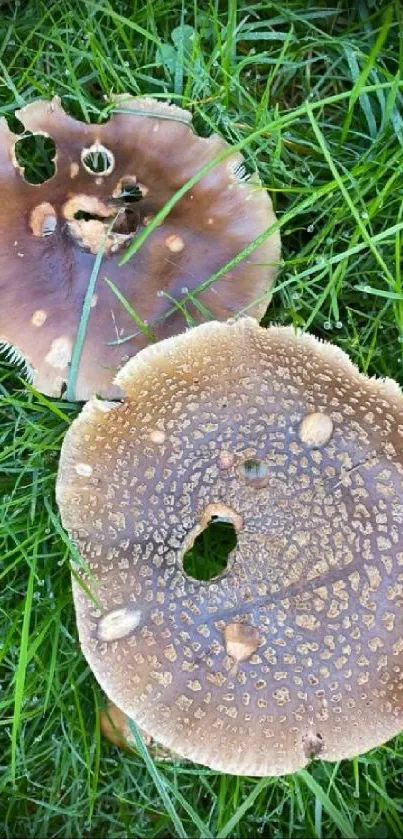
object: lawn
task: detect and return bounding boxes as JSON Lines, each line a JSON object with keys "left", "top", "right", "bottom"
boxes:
{"left": 1, "top": 0, "right": 403, "bottom": 836}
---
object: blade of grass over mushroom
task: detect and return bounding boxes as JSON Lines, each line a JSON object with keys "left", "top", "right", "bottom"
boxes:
{"left": 113, "top": 105, "right": 191, "bottom": 124}
{"left": 166, "top": 181, "right": 403, "bottom": 316}
{"left": 156, "top": 290, "right": 198, "bottom": 327}
{"left": 65, "top": 214, "right": 120, "bottom": 402}
{"left": 127, "top": 720, "right": 188, "bottom": 839}
{"left": 129, "top": 197, "right": 403, "bottom": 337}
{"left": 103, "top": 278, "right": 157, "bottom": 343}
{"left": 102, "top": 205, "right": 403, "bottom": 342}
{"left": 44, "top": 498, "right": 101, "bottom": 607}
{"left": 119, "top": 81, "right": 403, "bottom": 268}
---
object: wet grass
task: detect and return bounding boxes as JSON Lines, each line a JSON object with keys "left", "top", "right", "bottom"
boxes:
{"left": 1, "top": 0, "right": 403, "bottom": 836}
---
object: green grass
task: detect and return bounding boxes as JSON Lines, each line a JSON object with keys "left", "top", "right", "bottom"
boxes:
{"left": 1, "top": 0, "right": 403, "bottom": 836}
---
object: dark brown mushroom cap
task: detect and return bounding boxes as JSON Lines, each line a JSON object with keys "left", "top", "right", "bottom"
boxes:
{"left": 0, "top": 97, "right": 280, "bottom": 400}
{"left": 56, "top": 318, "right": 403, "bottom": 776}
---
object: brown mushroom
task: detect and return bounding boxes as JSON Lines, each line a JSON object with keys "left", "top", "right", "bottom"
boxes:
{"left": 99, "top": 699, "right": 176, "bottom": 760}
{"left": 0, "top": 97, "right": 280, "bottom": 400}
{"left": 56, "top": 318, "right": 403, "bottom": 776}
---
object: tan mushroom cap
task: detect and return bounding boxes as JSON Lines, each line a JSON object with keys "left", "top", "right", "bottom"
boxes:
{"left": 56, "top": 318, "right": 403, "bottom": 776}
{"left": 0, "top": 96, "right": 280, "bottom": 400}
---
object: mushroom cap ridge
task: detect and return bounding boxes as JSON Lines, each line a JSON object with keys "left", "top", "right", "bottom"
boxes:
{"left": 0, "top": 96, "right": 280, "bottom": 400}
{"left": 57, "top": 318, "right": 403, "bottom": 776}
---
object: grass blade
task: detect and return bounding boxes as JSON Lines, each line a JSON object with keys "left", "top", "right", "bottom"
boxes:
{"left": 127, "top": 720, "right": 188, "bottom": 838}
{"left": 10, "top": 555, "right": 36, "bottom": 782}
{"left": 298, "top": 769, "right": 357, "bottom": 838}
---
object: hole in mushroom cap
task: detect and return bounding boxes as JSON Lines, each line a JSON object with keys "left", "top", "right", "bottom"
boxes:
{"left": 117, "top": 181, "right": 144, "bottom": 202}
{"left": 14, "top": 133, "right": 56, "bottom": 184}
{"left": 183, "top": 519, "right": 238, "bottom": 581}
{"left": 81, "top": 143, "right": 115, "bottom": 176}
{"left": 239, "top": 457, "right": 269, "bottom": 488}
{"left": 63, "top": 194, "right": 137, "bottom": 254}
{"left": 73, "top": 207, "right": 139, "bottom": 235}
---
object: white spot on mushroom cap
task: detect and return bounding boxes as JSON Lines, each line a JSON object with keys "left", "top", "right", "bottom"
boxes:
{"left": 91, "top": 294, "right": 98, "bottom": 308}
{"left": 75, "top": 462, "right": 93, "bottom": 477}
{"left": 165, "top": 234, "right": 185, "bottom": 253}
{"left": 299, "top": 412, "right": 334, "bottom": 447}
{"left": 98, "top": 607, "right": 142, "bottom": 642}
{"left": 45, "top": 336, "right": 72, "bottom": 369}
{"left": 218, "top": 450, "right": 235, "bottom": 469}
{"left": 31, "top": 309, "right": 47, "bottom": 327}
{"left": 70, "top": 162, "right": 79, "bottom": 178}
{"left": 149, "top": 429, "right": 165, "bottom": 444}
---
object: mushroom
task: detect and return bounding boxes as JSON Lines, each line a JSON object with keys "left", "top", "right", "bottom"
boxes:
{"left": 0, "top": 96, "right": 280, "bottom": 400}
{"left": 99, "top": 699, "right": 176, "bottom": 760}
{"left": 56, "top": 318, "right": 403, "bottom": 776}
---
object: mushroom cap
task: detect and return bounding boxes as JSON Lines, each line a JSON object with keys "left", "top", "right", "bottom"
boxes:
{"left": 56, "top": 318, "right": 403, "bottom": 776}
{"left": 0, "top": 97, "right": 280, "bottom": 400}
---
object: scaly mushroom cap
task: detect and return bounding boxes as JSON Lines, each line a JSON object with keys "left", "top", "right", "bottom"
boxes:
{"left": 0, "top": 97, "right": 280, "bottom": 400}
{"left": 56, "top": 319, "right": 403, "bottom": 776}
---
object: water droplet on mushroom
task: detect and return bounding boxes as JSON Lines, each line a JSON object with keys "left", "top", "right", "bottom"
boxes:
{"left": 75, "top": 462, "right": 93, "bottom": 477}
{"left": 239, "top": 458, "right": 269, "bottom": 487}
{"left": 31, "top": 309, "right": 48, "bottom": 327}
{"left": 165, "top": 234, "right": 185, "bottom": 253}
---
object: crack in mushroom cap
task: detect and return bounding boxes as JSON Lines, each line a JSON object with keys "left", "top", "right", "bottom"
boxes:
{"left": 56, "top": 318, "right": 403, "bottom": 776}
{"left": 0, "top": 96, "right": 280, "bottom": 400}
